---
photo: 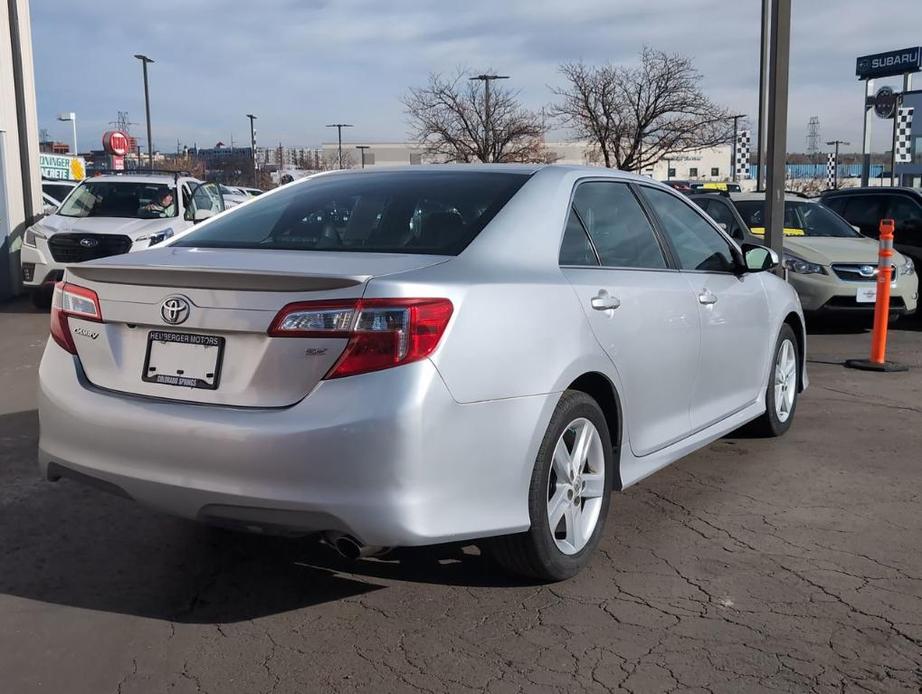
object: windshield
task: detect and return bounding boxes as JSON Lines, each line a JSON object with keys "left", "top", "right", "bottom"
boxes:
{"left": 57, "top": 181, "right": 178, "bottom": 219}
{"left": 173, "top": 171, "right": 530, "bottom": 255}
{"left": 733, "top": 200, "right": 859, "bottom": 238}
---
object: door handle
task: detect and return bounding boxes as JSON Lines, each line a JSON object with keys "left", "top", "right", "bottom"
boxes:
{"left": 698, "top": 290, "right": 718, "bottom": 305}
{"left": 591, "top": 294, "right": 621, "bottom": 311}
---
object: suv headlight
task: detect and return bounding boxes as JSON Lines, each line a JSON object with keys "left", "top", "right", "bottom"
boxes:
{"left": 23, "top": 226, "right": 47, "bottom": 247}
{"left": 147, "top": 228, "right": 174, "bottom": 246}
{"left": 899, "top": 257, "right": 915, "bottom": 277}
{"left": 783, "top": 252, "right": 823, "bottom": 275}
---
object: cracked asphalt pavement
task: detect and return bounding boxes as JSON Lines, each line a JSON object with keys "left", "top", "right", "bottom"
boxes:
{"left": 1, "top": 298, "right": 921, "bottom": 693}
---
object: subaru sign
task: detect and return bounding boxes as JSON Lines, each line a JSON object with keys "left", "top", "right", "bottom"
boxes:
{"left": 856, "top": 47, "right": 922, "bottom": 80}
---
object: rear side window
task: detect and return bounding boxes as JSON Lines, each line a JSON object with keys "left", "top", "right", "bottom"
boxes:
{"left": 559, "top": 207, "right": 599, "bottom": 266}
{"left": 571, "top": 182, "right": 666, "bottom": 269}
{"left": 642, "top": 187, "right": 736, "bottom": 272}
{"left": 173, "top": 171, "right": 529, "bottom": 255}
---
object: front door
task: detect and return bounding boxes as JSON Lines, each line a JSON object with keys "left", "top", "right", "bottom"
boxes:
{"left": 639, "top": 186, "right": 771, "bottom": 430}
{"left": 560, "top": 181, "right": 701, "bottom": 456}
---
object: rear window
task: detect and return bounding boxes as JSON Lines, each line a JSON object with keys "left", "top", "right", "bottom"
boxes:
{"left": 174, "top": 171, "right": 530, "bottom": 255}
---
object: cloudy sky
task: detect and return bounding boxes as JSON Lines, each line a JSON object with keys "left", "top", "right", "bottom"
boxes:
{"left": 31, "top": 0, "right": 920, "bottom": 154}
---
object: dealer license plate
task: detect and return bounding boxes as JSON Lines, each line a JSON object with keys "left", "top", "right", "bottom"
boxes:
{"left": 142, "top": 331, "right": 225, "bottom": 390}
{"left": 856, "top": 286, "right": 877, "bottom": 304}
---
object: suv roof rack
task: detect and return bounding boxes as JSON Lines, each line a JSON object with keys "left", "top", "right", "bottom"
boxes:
{"left": 87, "top": 168, "right": 190, "bottom": 179}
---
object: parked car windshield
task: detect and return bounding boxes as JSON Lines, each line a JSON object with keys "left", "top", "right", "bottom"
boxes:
{"left": 733, "top": 200, "right": 860, "bottom": 238}
{"left": 57, "top": 181, "right": 178, "bottom": 219}
{"left": 174, "top": 171, "right": 530, "bottom": 255}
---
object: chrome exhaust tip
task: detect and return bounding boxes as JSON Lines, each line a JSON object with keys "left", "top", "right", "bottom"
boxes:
{"left": 322, "top": 532, "right": 388, "bottom": 560}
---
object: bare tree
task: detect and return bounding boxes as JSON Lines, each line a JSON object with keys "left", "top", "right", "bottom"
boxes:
{"left": 404, "top": 70, "right": 548, "bottom": 163}
{"left": 551, "top": 48, "right": 733, "bottom": 172}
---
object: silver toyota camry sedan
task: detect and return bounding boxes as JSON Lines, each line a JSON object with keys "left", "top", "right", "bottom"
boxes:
{"left": 38, "top": 165, "right": 806, "bottom": 581}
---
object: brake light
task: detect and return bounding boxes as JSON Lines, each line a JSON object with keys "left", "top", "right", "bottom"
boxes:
{"left": 50, "top": 282, "right": 103, "bottom": 354}
{"left": 268, "top": 298, "right": 453, "bottom": 378}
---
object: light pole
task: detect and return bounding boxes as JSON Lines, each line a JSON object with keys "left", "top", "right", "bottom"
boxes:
{"left": 246, "top": 114, "right": 258, "bottom": 186}
{"left": 133, "top": 54, "right": 155, "bottom": 169}
{"left": 356, "top": 145, "right": 370, "bottom": 169}
{"left": 56, "top": 112, "right": 77, "bottom": 155}
{"left": 825, "top": 139, "right": 849, "bottom": 190}
{"left": 469, "top": 74, "right": 509, "bottom": 162}
{"left": 729, "top": 113, "right": 746, "bottom": 182}
{"left": 326, "top": 123, "right": 353, "bottom": 168}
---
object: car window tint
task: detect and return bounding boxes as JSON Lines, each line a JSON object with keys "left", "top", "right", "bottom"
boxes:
{"left": 571, "top": 182, "right": 665, "bottom": 269}
{"left": 174, "top": 172, "right": 529, "bottom": 255}
{"left": 822, "top": 197, "right": 847, "bottom": 215}
{"left": 559, "top": 207, "right": 599, "bottom": 266}
{"left": 643, "top": 187, "right": 736, "bottom": 272}
{"left": 887, "top": 197, "right": 922, "bottom": 236}
{"left": 701, "top": 199, "right": 743, "bottom": 239}
{"left": 843, "top": 196, "right": 886, "bottom": 229}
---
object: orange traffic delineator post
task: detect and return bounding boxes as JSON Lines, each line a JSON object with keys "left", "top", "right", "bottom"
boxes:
{"left": 845, "top": 219, "right": 909, "bottom": 373}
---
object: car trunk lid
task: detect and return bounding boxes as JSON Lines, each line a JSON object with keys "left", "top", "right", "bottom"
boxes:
{"left": 65, "top": 248, "right": 449, "bottom": 407}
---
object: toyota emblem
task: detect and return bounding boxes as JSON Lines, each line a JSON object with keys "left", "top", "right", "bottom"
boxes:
{"left": 79, "top": 237, "right": 99, "bottom": 248}
{"left": 161, "top": 296, "right": 191, "bottom": 325}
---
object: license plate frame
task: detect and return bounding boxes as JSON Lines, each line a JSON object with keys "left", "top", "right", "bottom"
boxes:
{"left": 856, "top": 286, "right": 878, "bottom": 304}
{"left": 142, "top": 330, "right": 226, "bottom": 390}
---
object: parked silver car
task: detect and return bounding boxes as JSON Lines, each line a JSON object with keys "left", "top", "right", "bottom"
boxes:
{"left": 38, "top": 165, "right": 806, "bottom": 580}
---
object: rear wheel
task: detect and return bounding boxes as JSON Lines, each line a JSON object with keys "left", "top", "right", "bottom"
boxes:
{"left": 486, "top": 390, "right": 614, "bottom": 582}
{"left": 751, "top": 324, "right": 799, "bottom": 437}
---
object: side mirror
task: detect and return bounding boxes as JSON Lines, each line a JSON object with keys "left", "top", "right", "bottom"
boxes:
{"left": 741, "top": 242, "right": 779, "bottom": 272}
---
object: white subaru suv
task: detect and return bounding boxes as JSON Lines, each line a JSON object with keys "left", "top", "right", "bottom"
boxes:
{"left": 21, "top": 172, "right": 224, "bottom": 307}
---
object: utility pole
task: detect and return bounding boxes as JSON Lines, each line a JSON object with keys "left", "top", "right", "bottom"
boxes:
{"left": 326, "top": 123, "right": 353, "bottom": 169}
{"left": 729, "top": 114, "right": 746, "bottom": 182}
{"left": 133, "top": 54, "right": 154, "bottom": 169}
{"left": 246, "top": 114, "right": 257, "bottom": 186}
{"left": 825, "top": 139, "right": 849, "bottom": 189}
{"left": 756, "top": 0, "right": 771, "bottom": 191}
{"left": 762, "top": 0, "right": 791, "bottom": 277}
{"left": 469, "top": 74, "right": 509, "bottom": 162}
{"left": 806, "top": 116, "right": 821, "bottom": 178}
{"left": 356, "top": 145, "right": 370, "bottom": 169}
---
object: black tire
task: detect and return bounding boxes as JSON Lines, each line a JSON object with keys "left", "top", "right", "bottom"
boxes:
{"left": 486, "top": 390, "right": 614, "bottom": 582}
{"left": 30, "top": 287, "right": 52, "bottom": 310}
{"left": 750, "top": 324, "right": 799, "bottom": 437}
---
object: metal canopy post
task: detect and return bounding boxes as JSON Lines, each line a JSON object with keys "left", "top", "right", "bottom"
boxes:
{"left": 756, "top": 0, "right": 771, "bottom": 192}
{"left": 763, "top": 0, "right": 791, "bottom": 276}
{"left": 860, "top": 79, "right": 875, "bottom": 186}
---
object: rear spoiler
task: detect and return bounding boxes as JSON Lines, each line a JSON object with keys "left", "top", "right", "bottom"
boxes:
{"left": 67, "top": 264, "right": 365, "bottom": 292}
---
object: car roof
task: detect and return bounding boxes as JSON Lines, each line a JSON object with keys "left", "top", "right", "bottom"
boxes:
{"left": 821, "top": 186, "right": 921, "bottom": 196}
{"left": 82, "top": 174, "right": 198, "bottom": 184}
{"left": 730, "top": 192, "right": 818, "bottom": 203}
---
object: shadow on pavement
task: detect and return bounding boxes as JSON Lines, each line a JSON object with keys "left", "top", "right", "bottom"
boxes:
{"left": 0, "top": 296, "right": 44, "bottom": 315}
{"left": 0, "top": 409, "right": 525, "bottom": 625}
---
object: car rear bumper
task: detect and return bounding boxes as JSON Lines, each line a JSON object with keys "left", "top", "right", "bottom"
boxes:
{"left": 38, "top": 342, "right": 553, "bottom": 547}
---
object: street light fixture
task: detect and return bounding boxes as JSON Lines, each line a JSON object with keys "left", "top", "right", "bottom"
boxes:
{"left": 133, "top": 54, "right": 155, "bottom": 169}
{"left": 56, "top": 112, "right": 77, "bottom": 155}
{"left": 825, "top": 140, "right": 850, "bottom": 190}
{"left": 469, "top": 74, "right": 509, "bottom": 162}
{"left": 356, "top": 145, "right": 370, "bottom": 169}
{"left": 246, "top": 114, "right": 258, "bottom": 186}
{"left": 728, "top": 113, "right": 746, "bottom": 182}
{"left": 326, "top": 123, "right": 354, "bottom": 169}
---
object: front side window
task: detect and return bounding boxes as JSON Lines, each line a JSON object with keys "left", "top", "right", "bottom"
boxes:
{"left": 57, "top": 181, "right": 177, "bottom": 219}
{"left": 642, "top": 187, "right": 736, "bottom": 272}
{"left": 174, "top": 171, "right": 529, "bottom": 255}
{"left": 571, "top": 182, "right": 666, "bottom": 269}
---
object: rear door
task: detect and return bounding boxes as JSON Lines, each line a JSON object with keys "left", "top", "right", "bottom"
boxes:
{"left": 560, "top": 180, "right": 701, "bottom": 456}
{"left": 639, "top": 185, "right": 771, "bottom": 430}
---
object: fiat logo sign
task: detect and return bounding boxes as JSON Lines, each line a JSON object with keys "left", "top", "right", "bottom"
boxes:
{"left": 102, "top": 130, "right": 130, "bottom": 157}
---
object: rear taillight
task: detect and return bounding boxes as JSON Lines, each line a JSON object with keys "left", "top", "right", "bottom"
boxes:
{"left": 268, "top": 298, "right": 453, "bottom": 379}
{"left": 50, "top": 282, "right": 103, "bottom": 354}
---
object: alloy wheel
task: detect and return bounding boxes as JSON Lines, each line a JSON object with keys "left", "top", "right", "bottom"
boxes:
{"left": 774, "top": 339, "right": 797, "bottom": 422}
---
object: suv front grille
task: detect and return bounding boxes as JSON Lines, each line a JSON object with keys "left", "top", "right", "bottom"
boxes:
{"left": 831, "top": 263, "right": 895, "bottom": 283}
{"left": 47, "top": 233, "right": 133, "bottom": 263}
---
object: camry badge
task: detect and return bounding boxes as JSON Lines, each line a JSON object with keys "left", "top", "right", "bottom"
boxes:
{"left": 161, "top": 296, "right": 191, "bottom": 325}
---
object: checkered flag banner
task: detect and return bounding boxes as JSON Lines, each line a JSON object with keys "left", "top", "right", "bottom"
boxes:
{"left": 895, "top": 107, "right": 914, "bottom": 164}
{"left": 826, "top": 151, "right": 836, "bottom": 189}
{"left": 734, "top": 130, "right": 751, "bottom": 180}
